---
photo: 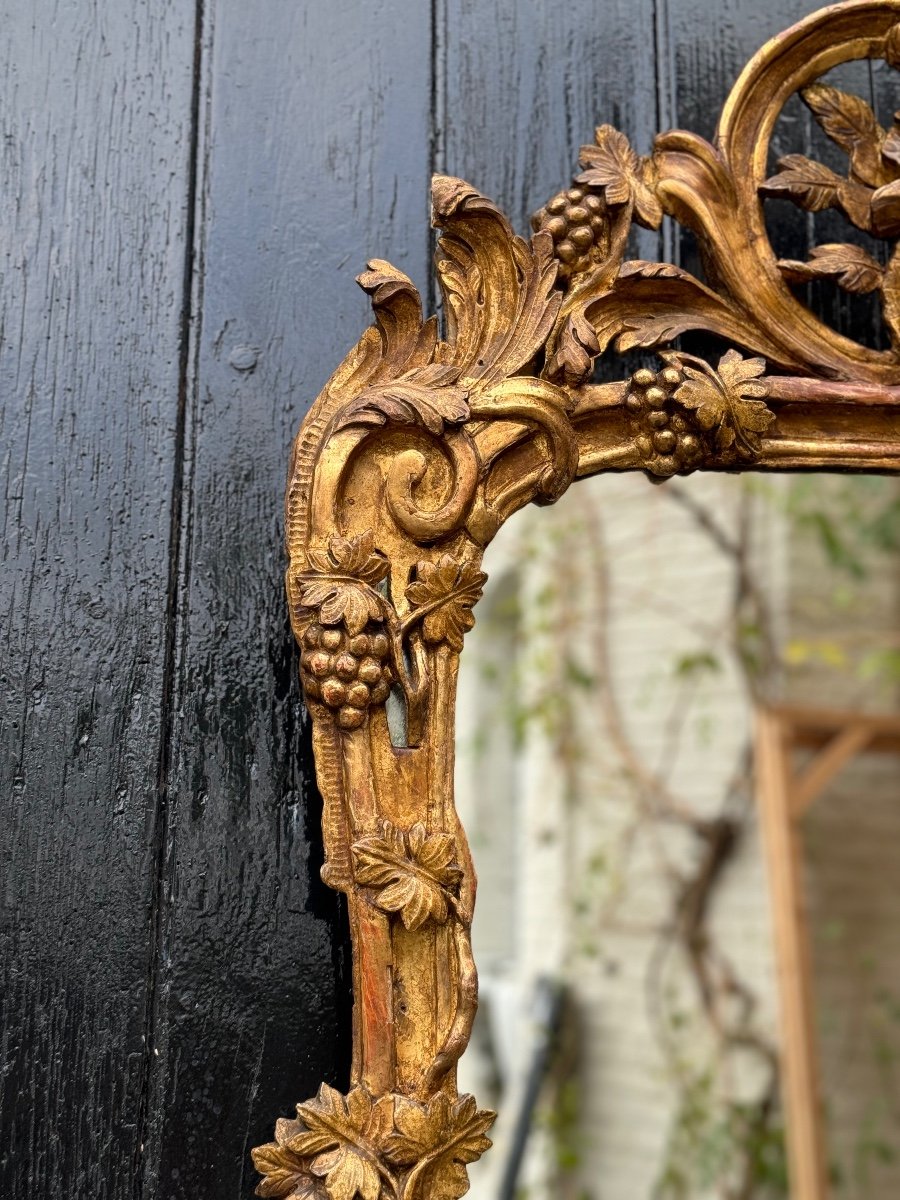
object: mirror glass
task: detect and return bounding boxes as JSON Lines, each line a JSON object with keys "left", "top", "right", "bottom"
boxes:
{"left": 456, "top": 470, "right": 900, "bottom": 1199}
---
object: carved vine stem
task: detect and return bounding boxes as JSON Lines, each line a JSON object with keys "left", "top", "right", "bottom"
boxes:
{"left": 255, "top": 4, "right": 900, "bottom": 1197}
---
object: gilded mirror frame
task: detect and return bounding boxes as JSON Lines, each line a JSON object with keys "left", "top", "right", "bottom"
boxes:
{"left": 254, "top": 3, "right": 900, "bottom": 1197}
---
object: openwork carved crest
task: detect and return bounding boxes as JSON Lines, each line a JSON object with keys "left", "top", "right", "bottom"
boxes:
{"left": 257, "top": 4, "right": 900, "bottom": 1196}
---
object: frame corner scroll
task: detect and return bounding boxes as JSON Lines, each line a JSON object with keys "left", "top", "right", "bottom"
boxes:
{"left": 255, "top": 3, "right": 900, "bottom": 1197}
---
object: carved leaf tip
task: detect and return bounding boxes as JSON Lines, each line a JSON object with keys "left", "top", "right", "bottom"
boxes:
{"left": 430, "top": 174, "right": 486, "bottom": 225}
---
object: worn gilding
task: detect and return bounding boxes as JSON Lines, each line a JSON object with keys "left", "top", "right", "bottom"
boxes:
{"left": 255, "top": 3, "right": 900, "bottom": 1196}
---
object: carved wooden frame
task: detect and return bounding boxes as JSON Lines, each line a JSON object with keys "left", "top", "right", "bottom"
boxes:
{"left": 254, "top": 4, "right": 900, "bottom": 1198}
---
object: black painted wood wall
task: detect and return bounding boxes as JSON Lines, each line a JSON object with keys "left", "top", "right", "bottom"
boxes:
{"left": 0, "top": 1, "right": 878, "bottom": 1197}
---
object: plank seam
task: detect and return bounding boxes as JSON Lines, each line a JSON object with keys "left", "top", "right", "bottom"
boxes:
{"left": 133, "top": 2, "right": 208, "bottom": 1195}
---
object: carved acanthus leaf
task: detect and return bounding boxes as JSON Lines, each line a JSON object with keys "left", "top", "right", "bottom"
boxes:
{"left": 404, "top": 556, "right": 487, "bottom": 653}
{"left": 546, "top": 310, "right": 601, "bottom": 388}
{"left": 352, "top": 821, "right": 463, "bottom": 931}
{"left": 432, "top": 176, "right": 562, "bottom": 387}
{"left": 356, "top": 261, "right": 438, "bottom": 383}
{"left": 332, "top": 365, "right": 469, "bottom": 435}
{"left": 559, "top": 259, "right": 794, "bottom": 371}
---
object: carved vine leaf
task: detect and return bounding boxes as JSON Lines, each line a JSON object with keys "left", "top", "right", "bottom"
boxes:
{"left": 300, "top": 532, "right": 390, "bottom": 636}
{"left": 779, "top": 242, "right": 884, "bottom": 294}
{"left": 293, "top": 1085, "right": 390, "bottom": 1200}
{"left": 385, "top": 1094, "right": 495, "bottom": 1200}
{"left": 352, "top": 821, "right": 463, "bottom": 931}
{"left": 252, "top": 1117, "right": 330, "bottom": 1200}
{"left": 664, "top": 349, "right": 774, "bottom": 459}
{"left": 404, "top": 556, "right": 487, "bottom": 653}
{"left": 332, "top": 364, "right": 470, "bottom": 435}
{"left": 577, "top": 124, "right": 663, "bottom": 229}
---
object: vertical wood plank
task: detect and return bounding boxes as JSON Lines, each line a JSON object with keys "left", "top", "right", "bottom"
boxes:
{"left": 440, "top": 0, "right": 662, "bottom": 247}
{"left": 142, "top": 3, "right": 433, "bottom": 1195}
{"left": 755, "top": 711, "right": 830, "bottom": 1200}
{"left": 0, "top": 3, "right": 197, "bottom": 1198}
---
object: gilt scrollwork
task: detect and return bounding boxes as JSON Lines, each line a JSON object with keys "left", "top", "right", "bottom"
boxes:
{"left": 258, "top": 4, "right": 900, "bottom": 1197}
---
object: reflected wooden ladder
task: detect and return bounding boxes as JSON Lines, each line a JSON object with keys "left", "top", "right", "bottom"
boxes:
{"left": 755, "top": 706, "right": 900, "bottom": 1200}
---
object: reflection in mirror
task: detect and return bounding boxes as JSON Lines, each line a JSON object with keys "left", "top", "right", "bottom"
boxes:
{"left": 456, "top": 471, "right": 900, "bottom": 1199}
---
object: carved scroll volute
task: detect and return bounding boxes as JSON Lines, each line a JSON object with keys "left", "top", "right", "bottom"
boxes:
{"left": 253, "top": 177, "right": 577, "bottom": 1200}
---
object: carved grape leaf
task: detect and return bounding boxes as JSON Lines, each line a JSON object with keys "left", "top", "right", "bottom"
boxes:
{"left": 352, "top": 821, "right": 463, "bottom": 931}
{"left": 300, "top": 532, "right": 389, "bottom": 636}
{"left": 665, "top": 349, "right": 774, "bottom": 459}
{"left": 333, "top": 364, "right": 470, "bottom": 435}
{"left": 252, "top": 1118, "right": 329, "bottom": 1199}
{"left": 577, "top": 124, "right": 663, "bottom": 229}
{"left": 310, "top": 1149, "right": 380, "bottom": 1200}
{"left": 778, "top": 242, "right": 884, "bottom": 294}
{"left": 294, "top": 1085, "right": 390, "bottom": 1200}
{"left": 384, "top": 1094, "right": 494, "bottom": 1200}
{"left": 405, "top": 556, "right": 487, "bottom": 653}
{"left": 800, "top": 84, "right": 887, "bottom": 188}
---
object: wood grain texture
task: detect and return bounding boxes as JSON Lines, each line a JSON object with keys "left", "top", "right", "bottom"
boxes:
{"left": 141, "top": 3, "right": 433, "bottom": 1196}
{"left": 440, "top": 0, "right": 662, "bottom": 252}
{"left": 0, "top": 3, "right": 197, "bottom": 1197}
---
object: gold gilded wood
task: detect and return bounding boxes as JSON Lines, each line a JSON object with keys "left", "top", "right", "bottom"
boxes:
{"left": 255, "top": 4, "right": 900, "bottom": 1197}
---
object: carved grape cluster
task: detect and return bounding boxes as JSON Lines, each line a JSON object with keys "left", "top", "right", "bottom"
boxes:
{"left": 625, "top": 364, "right": 704, "bottom": 477}
{"left": 531, "top": 185, "right": 609, "bottom": 278}
{"left": 300, "top": 623, "right": 392, "bottom": 730}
